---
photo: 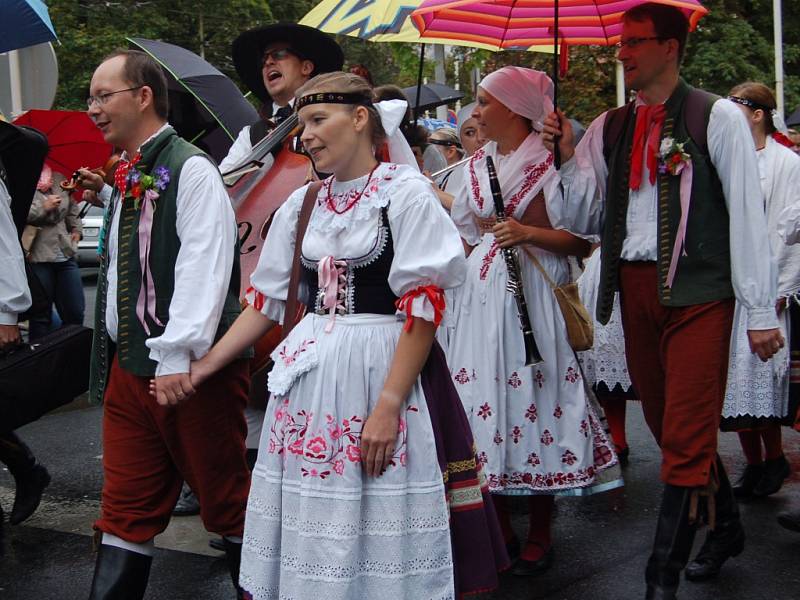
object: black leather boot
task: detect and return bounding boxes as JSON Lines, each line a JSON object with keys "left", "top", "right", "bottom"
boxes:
{"left": 0, "top": 431, "right": 51, "bottom": 525}
{"left": 88, "top": 544, "right": 152, "bottom": 599}
{"left": 685, "top": 459, "right": 745, "bottom": 582}
{"left": 732, "top": 463, "right": 764, "bottom": 499}
{"left": 645, "top": 484, "right": 697, "bottom": 600}
{"left": 223, "top": 537, "right": 244, "bottom": 599}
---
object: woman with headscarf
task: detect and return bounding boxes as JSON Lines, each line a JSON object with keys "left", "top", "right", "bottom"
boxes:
{"left": 456, "top": 102, "right": 486, "bottom": 157}
{"left": 447, "top": 66, "right": 620, "bottom": 575}
{"left": 186, "top": 72, "right": 507, "bottom": 599}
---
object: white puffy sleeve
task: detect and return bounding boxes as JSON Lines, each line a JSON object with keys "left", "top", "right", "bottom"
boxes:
{"left": 778, "top": 202, "right": 800, "bottom": 246}
{"left": 547, "top": 112, "right": 608, "bottom": 236}
{"left": 387, "top": 173, "right": 467, "bottom": 325}
{"left": 245, "top": 185, "right": 305, "bottom": 324}
{"left": 449, "top": 164, "right": 481, "bottom": 246}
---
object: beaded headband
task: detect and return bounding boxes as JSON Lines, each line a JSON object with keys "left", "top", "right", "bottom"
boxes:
{"left": 296, "top": 92, "right": 373, "bottom": 110}
{"left": 727, "top": 95, "right": 774, "bottom": 114}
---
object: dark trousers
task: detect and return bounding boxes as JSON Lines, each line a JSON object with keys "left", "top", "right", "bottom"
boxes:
{"left": 29, "top": 258, "right": 85, "bottom": 340}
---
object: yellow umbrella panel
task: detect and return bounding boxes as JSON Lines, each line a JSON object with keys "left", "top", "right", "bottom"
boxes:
{"left": 299, "top": 0, "right": 552, "bottom": 52}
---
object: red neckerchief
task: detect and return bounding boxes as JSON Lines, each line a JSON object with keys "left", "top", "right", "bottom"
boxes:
{"left": 629, "top": 103, "right": 666, "bottom": 190}
{"left": 114, "top": 152, "right": 142, "bottom": 196}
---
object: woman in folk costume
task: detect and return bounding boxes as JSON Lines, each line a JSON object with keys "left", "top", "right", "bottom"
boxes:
{"left": 577, "top": 246, "right": 637, "bottom": 463}
{"left": 721, "top": 82, "right": 800, "bottom": 500}
{"left": 188, "top": 72, "right": 508, "bottom": 600}
{"left": 446, "top": 66, "right": 620, "bottom": 576}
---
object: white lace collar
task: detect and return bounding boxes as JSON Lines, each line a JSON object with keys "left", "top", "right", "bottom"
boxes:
{"left": 308, "top": 162, "right": 414, "bottom": 232}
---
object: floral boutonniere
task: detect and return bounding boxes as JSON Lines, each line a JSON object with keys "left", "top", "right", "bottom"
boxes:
{"left": 658, "top": 137, "right": 691, "bottom": 176}
{"left": 128, "top": 165, "right": 171, "bottom": 209}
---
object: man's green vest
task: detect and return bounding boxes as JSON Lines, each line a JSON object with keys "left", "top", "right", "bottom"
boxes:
{"left": 597, "top": 79, "right": 732, "bottom": 324}
{"left": 89, "top": 127, "right": 243, "bottom": 403}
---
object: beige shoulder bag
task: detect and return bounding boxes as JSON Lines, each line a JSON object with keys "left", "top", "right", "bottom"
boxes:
{"left": 522, "top": 247, "right": 594, "bottom": 352}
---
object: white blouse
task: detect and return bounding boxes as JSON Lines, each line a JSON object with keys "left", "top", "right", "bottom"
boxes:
{"left": 0, "top": 179, "right": 31, "bottom": 325}
{"left": 248, "top": 162, "right": 466, "bottom": 324}
{"left": 551, "top": 98, "right": 778, "bottom": 330}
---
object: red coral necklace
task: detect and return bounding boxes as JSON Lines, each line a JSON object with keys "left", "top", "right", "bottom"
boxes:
{"left": 324, "top": 163, "right": 380, "bottom": 215}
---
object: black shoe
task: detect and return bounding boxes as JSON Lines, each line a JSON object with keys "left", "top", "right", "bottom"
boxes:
{"left": 89, "top": 544, "right": 152, "bottom": 599}
{"left": 777, "top": 509, "right": 800, "bottom": 533}
{"left": 686, "top": 458, "right": 744, "bottom": 582}
{"left": 0, "top": 432, "right": 51, "bottom": 525}
{"left": 512, "top": 543, "right": 553, "bottom": 576}
{"left": 752, "top": 455, "right": 790, "bottom": 497}
{"left": 617, "top": 446, "right": 631, "bottom": 467}
{"left": 172, "top": 483, "right": 200, "bottom": 516}
{"left": 223, "top": 537, "right": 244, "bottom": 599}
{"left": 645, "top": 484, "right": 697, "bottom": 599}
{"left": 732, "top": 464, "right": 764, "bottom": 499}
{"left": 209, "top": 537, "right": 226, "bottom": 552}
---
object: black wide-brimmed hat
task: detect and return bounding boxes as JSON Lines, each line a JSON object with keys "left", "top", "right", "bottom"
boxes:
{"left": 232, "top": 23, "right": 344, "bottom": 104}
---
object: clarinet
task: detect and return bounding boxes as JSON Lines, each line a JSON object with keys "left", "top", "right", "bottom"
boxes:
{"left": 486, "top": 156, "right": 543, "bottom": 366}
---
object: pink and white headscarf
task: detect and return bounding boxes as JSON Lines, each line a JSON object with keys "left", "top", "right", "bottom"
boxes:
{"left": 479, "top": 66, "right": 554, "bottom": 131}
{"left": 36, "top": 163, "right": 53, "bottom": 192}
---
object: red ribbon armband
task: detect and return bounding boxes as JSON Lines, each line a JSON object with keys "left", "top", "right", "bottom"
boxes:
{"left": 395, "top": 285, "right": 446, "bottom": 332}
{"left": 244, "top": 286, "right": 266, "bottom": 312}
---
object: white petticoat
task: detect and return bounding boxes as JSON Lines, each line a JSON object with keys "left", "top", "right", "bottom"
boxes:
{"left": 722, "top": 301, "right": 790, "bottom": 419}
{"left": 240, "top": 314, "right": 455, "bottom": 600}
{"left": 445, "top": 236, "right": 618, "bottom": 495}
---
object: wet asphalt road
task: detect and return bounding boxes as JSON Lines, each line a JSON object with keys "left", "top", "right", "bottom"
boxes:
{"left": 1, "top": 273, "right": 799, "bottom": 599}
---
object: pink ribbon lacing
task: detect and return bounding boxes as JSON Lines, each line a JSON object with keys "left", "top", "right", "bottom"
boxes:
{"left": 318, "top": 256, "right": 348, "bottom": 333}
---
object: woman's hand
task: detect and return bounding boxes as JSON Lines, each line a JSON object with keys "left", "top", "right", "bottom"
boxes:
{"left": 361, "top": 396, "right": 402, "bottom": 477}
{"left": 189, "top": 356, "right": 215, "bottom": 390}
{"left": 82, "top": 189, "right": 104, "bottom": 207}
{"left": 493, "top": 217, "right": 530, "bottom": 248}
{"left": 70, "top": 230, "right": 81, "bottom": 244}
{"left": 43, "top": 194, "right": 61, "bottom": 212}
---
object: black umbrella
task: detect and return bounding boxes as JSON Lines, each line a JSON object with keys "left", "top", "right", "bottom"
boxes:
{"left": 128, "top": 37, "right": 258, "bottom": 164}
{"left": 787, "top": 107, "right": 800, "bottom": 128}
{"left": 402, "top": 82, "right": 464, "bottom": 113}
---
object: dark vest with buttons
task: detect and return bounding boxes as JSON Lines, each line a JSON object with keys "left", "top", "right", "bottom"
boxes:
{"left": 597, "top": 79, "right": 731, "bottom": 325}
{"left": 88, "top": 127, "right": 244, "bottom": 403}
{"left": 300, "top": 206, "right": 398, "bottom": 316}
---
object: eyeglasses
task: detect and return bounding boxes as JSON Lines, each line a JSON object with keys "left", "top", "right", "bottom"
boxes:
{"left": 615, "top": 36, "right": 664, "bottom": 50}
{"left": 86, "top": 86, "right": 144, "bottom": 108}
{"left": 262, "top": 48, "right": 297, "bottom": 65}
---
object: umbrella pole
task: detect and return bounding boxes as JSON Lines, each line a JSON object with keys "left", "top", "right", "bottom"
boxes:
{"left": 553, "top": 0, "right": 561, "bottom": 169}
{"left": 414, "top": 43, "right": 426, "bottom": 126}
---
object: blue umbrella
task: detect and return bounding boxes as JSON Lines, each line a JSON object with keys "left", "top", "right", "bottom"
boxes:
{"left": 0, "top": 0, "right": 58, "bottom": 54}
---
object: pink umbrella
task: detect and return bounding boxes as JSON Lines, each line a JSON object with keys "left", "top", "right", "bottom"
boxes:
{"left": 411, "top": 0, "right": 709, "bottom": 165}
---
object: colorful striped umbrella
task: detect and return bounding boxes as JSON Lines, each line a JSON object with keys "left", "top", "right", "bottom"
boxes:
{"left": 410, "top": 0, "right": 708, "bottom": 50}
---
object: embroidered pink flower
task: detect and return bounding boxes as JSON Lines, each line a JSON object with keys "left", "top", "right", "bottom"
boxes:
{"left": 306, "top": 436, "right": 327, "bottom": 456}
{"left": 564, "top": 367, "right": 580, "bottom": 383}
{"left": 525, "top": 403, "right": 538, "bottom": 423}
{"left": 561, "top": 450, "right": 577, "bottom": 466}
{"left": 479, "top": 242, "right": 501, "bottom": 280}
{"left": 510, "top": 426, "right": 523, "bottom": 443}
{"left": 540, "top": 430, "right": 554, "bottom": 446}
{"left": 454, "top": 368, "right": 471, "bottom": 384}
{"left": 346, "top": 444, "right": 361, "bottom": 463}
{"left": 477, "top": 451, "right": 488, "bottom": 466}
{"left": 527, "top": 452, "right": 541, "bottom": 467}
{"left": 288, "top": 439, "right": 304, "bottom": 455}
{"left": 493, "top": 430, "right": 504, "bottom": 445}
{"left": 329, "top": 425, "right": 342, "bottom": 440}
{"left": 534, "top": 370, "right": 545, "bottom": 388}
{"left": 399, "top": 452, "right": 407, "bottom": 466}
{"left": 507, "top": 372, "right": 522, "bottom": 388}
{"left": 477, "top": 403, "right": 493, "bottom": 420}
{"left": 398, "top": 418, "right": 406, "bottom": 433}
{"left": 333, "top": 460, "right": 345, "bottom": 475}
{"left": 521, "top": 473, "right": 534, "bottom": 484}
{"left": 553, "top": 405, "right": 563, "bottom": 419}
{"left": 579, "top": 420, "right": 589, "bottom": 437}
{"left": 594, "top": 445, "right": 614, "bottom": 465}
{"left": 268, "top": 438, "right": 277, "bottom": 454}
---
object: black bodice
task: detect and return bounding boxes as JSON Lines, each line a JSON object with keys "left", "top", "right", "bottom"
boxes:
{"left": 300, "top": 206, "right": 398, "bottom": 316}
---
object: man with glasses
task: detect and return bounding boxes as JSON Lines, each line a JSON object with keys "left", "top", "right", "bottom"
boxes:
{"left": 543, "top": 3, "right": 782, "bottom": 598}
{"left": 84, "top": 49, "right": 251, "bottom": 599}
{"left": 218, "top": 23, "right": 344, "bottom": 173}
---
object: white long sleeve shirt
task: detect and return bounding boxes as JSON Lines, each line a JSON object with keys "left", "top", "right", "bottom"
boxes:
{"left": 0, "top": 179, "right": 31, "bottom": 325}
{"left": 103, "top": 125, "right": 238, "bottom": 375}
{"left": 218, "top": 101, "right": 293, "bottom": 174}
{"left": 550, "top": 97, "right": 778, "bottom": 331}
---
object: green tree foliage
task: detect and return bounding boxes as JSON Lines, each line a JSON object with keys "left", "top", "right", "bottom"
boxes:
{"left": 47, "top": 0, "right": 800, "bottom": 119}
